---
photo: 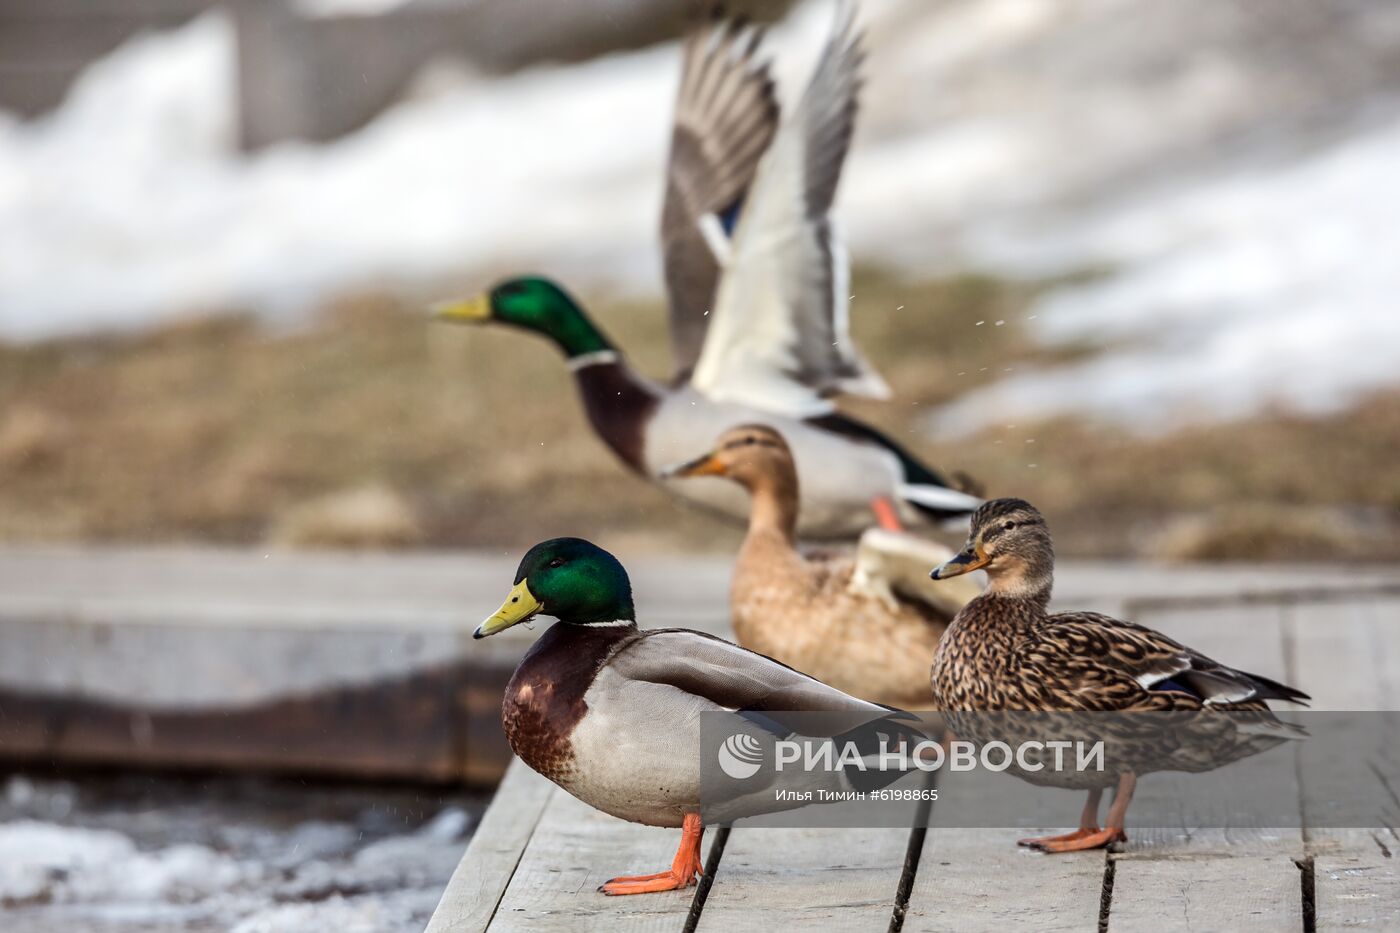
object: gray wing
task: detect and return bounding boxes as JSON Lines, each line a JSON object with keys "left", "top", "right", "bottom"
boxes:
{"left": 609, "top": 628, "right": 906, "bottom": 734}
{"left": 690, "top": 1, "right": 889, "bottom": 416}
{"left": 661, "top": 12, "right": 780, "bottom": 380}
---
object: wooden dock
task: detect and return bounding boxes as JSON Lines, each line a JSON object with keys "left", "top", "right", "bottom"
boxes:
{"left": 427, "top": 565, "right": 1400, "bottom": 932}
{"left": 0, "top": 547, "right": 732, "bottom": 782}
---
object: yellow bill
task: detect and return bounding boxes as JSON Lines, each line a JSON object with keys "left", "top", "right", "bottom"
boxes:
{"left": 474, "top": 579, "right": 542, "bottom": 639}
{"left": 431, "top": 293, "right": 491, "bottom": 323}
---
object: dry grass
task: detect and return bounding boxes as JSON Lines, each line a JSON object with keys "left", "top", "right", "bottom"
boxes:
{"left": 0, "top": 270, "right": 1397, "bottom": 559}
{"left": 270, "top": 483, "right": 425, "bottom": 550}
{"left": 1149, "top": 506, "right": 1366, "bottom": 563}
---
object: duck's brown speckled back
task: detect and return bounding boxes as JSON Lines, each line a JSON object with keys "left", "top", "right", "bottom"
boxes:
{"left": 931, "top": 592, "right": 1234, "bottom": 713}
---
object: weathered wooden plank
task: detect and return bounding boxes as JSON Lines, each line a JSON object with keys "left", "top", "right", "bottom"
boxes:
{"left": 1313, "top": 853, "right": 1400, "bottom": 931}
{"left": 1284, "top": 600, "right": 1396, "bottom": 710}
{"left": 1109, "top": 856, "right": 1305, "bottom": 931}
{"left": 1053, "top": 563, "right": 1400, "bottom": 610}
{"left": 489, "top": 789, "right": 712, "bottom": 932}
{"left": 0, "top": 548, "right": 732, "bottom": 781}
{"left": 426, "top": 758, "right": 555, "bottom": 933}
{"left": 694, "top": 827, "right": 908, "bottom": 931}
{"left": 0, "top": 659, "right": 515, "bottom": 783}
{"left": 1285, "top": 599, "right": 1400, "bottom": 931}
{"left": 903, "top": 829, "right": 1105, "bottom": 932}
{"left": 1114, "top": 604, "right": 1304, "bottom": 858}
{"left": 1107, "top": 606, "right": 1306, "bottom": 930}
{"left": 3, "top": 550, "right": 1393, "bottom": 624}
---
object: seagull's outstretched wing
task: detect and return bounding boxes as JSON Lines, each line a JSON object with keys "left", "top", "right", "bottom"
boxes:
{"left": 690, "top": 1, "right": 889, "bottom": 416}
{"left": 661, "top": 12, "right": 781, "bottom": 381}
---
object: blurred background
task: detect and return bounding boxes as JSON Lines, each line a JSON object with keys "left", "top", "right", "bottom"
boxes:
{"left": 2, "top": 0, "right": 1399, "bottom": 929}
{"left": 4, "top": 0, "right": 1399, "bottom": 561}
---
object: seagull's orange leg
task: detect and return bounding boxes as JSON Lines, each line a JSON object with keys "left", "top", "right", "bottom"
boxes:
{"left": 1018, "top": 787, "right": 1103, "bottom": 848}
{"left": 599, "top": 813, "right": 705, "bottom": 895}
{"left": 1032, "top": 774, "right": 1134, "bottom": 853}
{"left": 871, "top": 496, "right": 903, "bottom": 531}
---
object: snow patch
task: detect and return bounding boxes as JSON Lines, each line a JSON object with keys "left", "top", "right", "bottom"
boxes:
{"left": 0, "top": 11, "right": 671, "bottom": 340}
{"left": 929, "top": 117, "right": 1400, "bottom": 434}
{"left": 2, "top": 0, "right": 1399, "bottom": 428}
{"left": 0, "top": 821, "right": 251, "bottom": 905}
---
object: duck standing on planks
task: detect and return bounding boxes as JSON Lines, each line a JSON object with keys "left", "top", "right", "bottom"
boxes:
{"left": 472, "top": 536, "right": 921, "bottom": 895}
{"left": 433, "top": 3, "right": 981, "bottom": 539}
{"left": 928, "top": 498, "right": 1310, "bottom": 852}
{"left": 667, "top": 424, "right": 981, "bottom": 709}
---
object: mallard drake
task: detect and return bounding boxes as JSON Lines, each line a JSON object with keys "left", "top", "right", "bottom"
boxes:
{"left": 928, "top": 498, "right": 1310, "bottom": 852}
{"left": 666, "top": 423, "right": 981, "bottom": 708}
{"left": 434, "top": 5, "right": 981, "bottom": 539}
{"left": 473, "top": 536, "right": 918, "bottom": 894}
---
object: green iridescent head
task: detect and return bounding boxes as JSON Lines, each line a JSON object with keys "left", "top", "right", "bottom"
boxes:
{"left": 432, "top": 276, "right": 612, "bottom": 359}
{"left": 474, "top": 537, "right": 636, "bottom": 638}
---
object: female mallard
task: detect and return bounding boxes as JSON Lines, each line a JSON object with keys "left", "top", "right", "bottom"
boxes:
{"left": 928, "top": 498, "right": 1310, "bottom": 852}
{"left": 474, "top": 536, "right": 918, "bottom": 894}
{"left": 434, "top": 6, "right": 980, "bottom": 538}
{"left": 667, "top": 423, "right": 981, "bottom": 708}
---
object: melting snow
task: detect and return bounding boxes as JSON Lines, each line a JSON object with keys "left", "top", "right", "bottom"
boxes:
{"left": 1, "top": 1, "right": 1398, "bottom": 429}
{"left": 928, "top": 118, "right": 1400, "bottom": 434}
{"left": 0, "top": 775, "right": 477, "bottom": 932}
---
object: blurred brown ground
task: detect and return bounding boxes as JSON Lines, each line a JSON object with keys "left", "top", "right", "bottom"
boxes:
{"left": 1, "top": 268, "right": 1397, "bottom": 561}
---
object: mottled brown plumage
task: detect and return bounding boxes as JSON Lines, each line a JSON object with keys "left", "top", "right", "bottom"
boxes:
{"left": 670, "top": 424, "right": 979, "bottom": 708}
{"left": 928, "top": 498, "right": 1309, "bottom": 851}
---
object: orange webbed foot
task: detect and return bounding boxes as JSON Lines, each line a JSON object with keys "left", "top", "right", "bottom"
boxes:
{"left": 1028, "top": 828, "right": 1126, "bottom": 853}
{"left": 599, "top": 853, "right": 703, "bottom": 896}
{"left": 599, "top": 813, "right": 705, "bottom": 895}
{"left": 1017, "top": 827, "right": 1101, "bottom": 848}
{"left": 599, "top": 869, "right": 695, "bottom": 895}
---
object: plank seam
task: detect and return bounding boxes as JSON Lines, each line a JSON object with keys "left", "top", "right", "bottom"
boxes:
{"left": 682, "top": 823, "right": 731, "bottom": 933}
{"left": 1297, "top": 856, "right": 1316, "bottom": 933}
{"left": 888, "top": 773, "right": 936, "bottom": 933}
{"left": 1098, "top": 854, "right": 1117, "bottom": 933}
{"left": 1281, "top": 607, "right": 1314, "bottom": 853}
{"left": 887, "top": 825, "right": 927, "bottom": 933}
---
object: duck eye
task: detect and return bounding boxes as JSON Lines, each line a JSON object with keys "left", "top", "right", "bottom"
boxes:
{"left": 548, "top": 557, "right": 565, "bottom": 568}
{"left": 1002, "top": 521, "right": 1017, "bottom": 532}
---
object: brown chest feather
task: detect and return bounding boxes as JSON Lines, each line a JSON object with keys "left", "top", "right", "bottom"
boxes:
{"left": 932, "top": 595, "right": 1055, "bottom": 711}
{"left": 502, "top": 623, "right": 634, "bottom": 782}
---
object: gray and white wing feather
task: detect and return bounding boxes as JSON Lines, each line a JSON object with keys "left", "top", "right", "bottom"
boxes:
{"left": 690, "top": 0, "right": 889, "bottom": 416}
{"left": 661, "top": 14, "right": 780, "bottom": 380}
{"left": 610, "top": 628, "right": 902, "bottom": 732}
